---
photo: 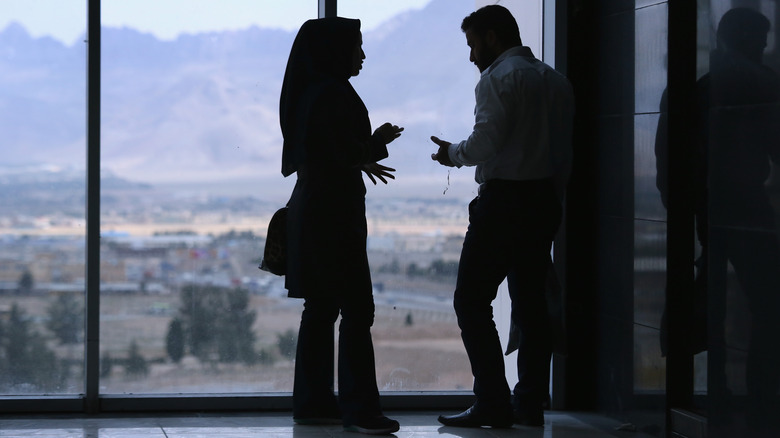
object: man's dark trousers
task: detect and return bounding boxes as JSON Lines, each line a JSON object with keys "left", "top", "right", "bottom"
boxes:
{"left": 453, "top": 178, "right": 562, "bottom": 412}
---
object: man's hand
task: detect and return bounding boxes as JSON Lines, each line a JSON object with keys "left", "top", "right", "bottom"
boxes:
{"left": 430, "top": 136, "right": 455, "bottom": 167}
{"left": 374, "top": 123, "right": 404, "bottom": 144}
{"left": 362, "top": 162, "right": 396, "bottom": 185}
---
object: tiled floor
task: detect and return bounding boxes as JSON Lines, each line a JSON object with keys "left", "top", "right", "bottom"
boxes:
{"left": 0, "top": 411, "right": 654, "bottom": 437}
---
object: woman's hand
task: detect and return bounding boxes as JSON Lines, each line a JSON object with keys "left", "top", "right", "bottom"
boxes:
{"left": 374, "top": 122, "right": 404, "bottom": 144}
{"left": 362, "top": 162, "right": 396, "bottom": 184}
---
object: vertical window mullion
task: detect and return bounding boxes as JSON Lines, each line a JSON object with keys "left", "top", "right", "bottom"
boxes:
{"left": 85, "top": 0, "right": 101, "bottom": 414}
{"left": 665, "top": 0, "right": 697, "bottom": 420}
{"left": 319, "top": 0, "right": 336, "bottom": 18}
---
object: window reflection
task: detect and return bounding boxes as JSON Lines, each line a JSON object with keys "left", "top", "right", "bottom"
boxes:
{"left": 633, "top": 3, "right": 669, "bottom": 397}
{"left": 699, "top": 5, "right": 780, "bottom": 427}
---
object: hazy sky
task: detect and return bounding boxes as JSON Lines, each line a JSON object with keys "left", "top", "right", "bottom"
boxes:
{"left": 0, "top": 0, "right": 433, "bottom": 45}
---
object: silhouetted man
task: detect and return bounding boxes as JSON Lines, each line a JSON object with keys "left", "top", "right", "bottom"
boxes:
{"left": 701, "top": 8, "right": 780, "bottom": 434}
{"left": 431, "top": 5, "right": 573, "bottom": 428}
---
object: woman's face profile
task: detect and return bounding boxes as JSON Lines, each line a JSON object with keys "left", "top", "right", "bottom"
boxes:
{"left": 350, "top": 34, "right": 365, "bottom": 77}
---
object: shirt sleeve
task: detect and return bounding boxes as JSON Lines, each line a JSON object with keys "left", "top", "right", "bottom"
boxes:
{"left": 448, "top": 70, "right": 514, "bottom": 167}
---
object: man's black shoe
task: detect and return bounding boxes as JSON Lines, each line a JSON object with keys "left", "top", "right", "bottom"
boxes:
{"left": 513, "top": 409, "right": 544, "bottom": 427}
{"left": 438, "top": 406, "right": 513, "bottom": 428}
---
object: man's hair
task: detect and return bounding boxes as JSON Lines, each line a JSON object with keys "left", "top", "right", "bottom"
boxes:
{"left": 716, "top": 8, "right": 770, "bottom": 50}
{"left": 461, "top": 5, "right": 522, "bottom": 47}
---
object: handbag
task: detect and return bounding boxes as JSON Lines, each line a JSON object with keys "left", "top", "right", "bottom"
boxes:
{"left": 259, "top": 206, "right": 288, "bottom": 275}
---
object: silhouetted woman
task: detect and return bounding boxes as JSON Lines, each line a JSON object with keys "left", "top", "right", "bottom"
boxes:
{"left": 279, "top": 17, "right": 403, "bottom": 435}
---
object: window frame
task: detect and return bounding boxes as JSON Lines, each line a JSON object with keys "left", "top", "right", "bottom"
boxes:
{"left": 0, "top": 0, "right": 561, "bottom": 414}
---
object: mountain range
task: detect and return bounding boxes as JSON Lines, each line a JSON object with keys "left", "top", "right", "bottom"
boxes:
{"left": 0, "top": 0, "right": 481, "bottom": 200}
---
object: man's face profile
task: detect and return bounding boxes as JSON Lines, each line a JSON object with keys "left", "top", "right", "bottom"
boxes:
{"left": 466, "top": 29, "right": 500, "bottom": 73}
{"left": 465, "top": 28, "right": 494, "bottom": 73}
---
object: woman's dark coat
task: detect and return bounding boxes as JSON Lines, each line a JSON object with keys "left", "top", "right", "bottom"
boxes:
{"left": 279, "top": 18, "right": 388, "bottom": 298}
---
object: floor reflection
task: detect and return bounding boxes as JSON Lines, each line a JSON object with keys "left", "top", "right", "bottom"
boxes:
{"left": 0, "top": 411, "right": 658, "bottom": 437}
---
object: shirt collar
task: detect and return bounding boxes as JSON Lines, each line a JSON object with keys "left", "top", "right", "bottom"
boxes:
{"left": 483, "top": 46, "right": 535, "bottom": 76}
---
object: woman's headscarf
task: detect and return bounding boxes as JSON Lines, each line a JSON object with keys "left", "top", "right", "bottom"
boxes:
{"left": 279, "top": 17, "right": 362, "bottom": 177}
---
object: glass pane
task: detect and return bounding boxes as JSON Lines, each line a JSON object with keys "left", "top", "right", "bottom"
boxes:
{"left": 699, "top": 1, "right": 780, "bottom": 432}
{"left": 331, "top": 0, "right": 476, "bottom": 393}
{"left": 337, "top": 0, "right": 542, "bottom": 392}
{"left": 99, "top": 1, "right": 314, "bottom": 394}
{"left": 336, "top": 0, "right": 475, "bottom": 392}
{"left": 0, "top": 1, "right": 87, "bottom": 395}
{"left": 633, "top": 219, "right": 666, "bottom": 393}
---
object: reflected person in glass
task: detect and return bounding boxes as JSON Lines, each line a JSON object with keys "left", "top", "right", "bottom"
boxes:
{"left": 430, "top": 5, "right": 574, "bottom": 429}
{"left": 697, "top": 8, "right": 780, "bottom": 433}
{"left": 278, "top": 17, "right": 403, "bottom": 435}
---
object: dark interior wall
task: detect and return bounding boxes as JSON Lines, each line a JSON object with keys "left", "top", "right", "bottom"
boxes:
{"left": 564, "top": 0, "right": 780, "bottom": 436}
{"left": 563, "top": 0, "right": 669, "bottom": 432}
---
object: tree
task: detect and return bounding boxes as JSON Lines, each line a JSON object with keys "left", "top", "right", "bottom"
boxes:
{"left": 165, "top": 318, "right": 185, "bottom": 363}
{"left": 177, "top": 285, "right": 257, "bottom": 365}
{"left": 0, "top": 303, "right": 62, "bottom": 391}
{"left": 256, "top": 347, "right": 276, "bottom": 366}
{"left": 101, "top": 351, "right": 114, "bottom": 378}
{"left": 46, "top": 293, "right": 83, "bottom": 345}
{"left": 125, "top": 340, "right": 148, "bottom": 377}
{"left": 216, "top": 288, "right": 257, "bottom": 364}
{"left": 379, "top": 258, "right": 401, "bottom": 274}
{"left": 406, "top": 263, "right": 423, "bottom": 277}
{"left": 179, "top": 285, "right": 216, "bottom": 362}
{"left": 430, "top": 259, "right": 458, "bottom": 277}
{"left": 276, "top": 328, "right": 297, "bottom": 360}
{"left": 17, "top": 270, "right": 33, "bottom": 295}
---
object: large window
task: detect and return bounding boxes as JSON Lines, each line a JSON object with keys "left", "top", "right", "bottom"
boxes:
{"left": 99, "top": 0, "right": 312, "bottom": 394}
{"left": 0, "top": 0, "right": 555, "bottom": 407}
{"left": 0, "top": 1, "right": 87, "bottom": 395}
{"left": 341, "top": 0, "right": 548, "bottom": 392}
{"left": 338, "top": 0, "right": 476, "bottom": 392}
{"left": 98, "top": 0, "right": 480, "bottom": 395}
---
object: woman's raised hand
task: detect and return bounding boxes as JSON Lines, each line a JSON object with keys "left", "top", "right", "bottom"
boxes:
{"left": 374, "top": 122, "right": 404, "bottom": 144}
